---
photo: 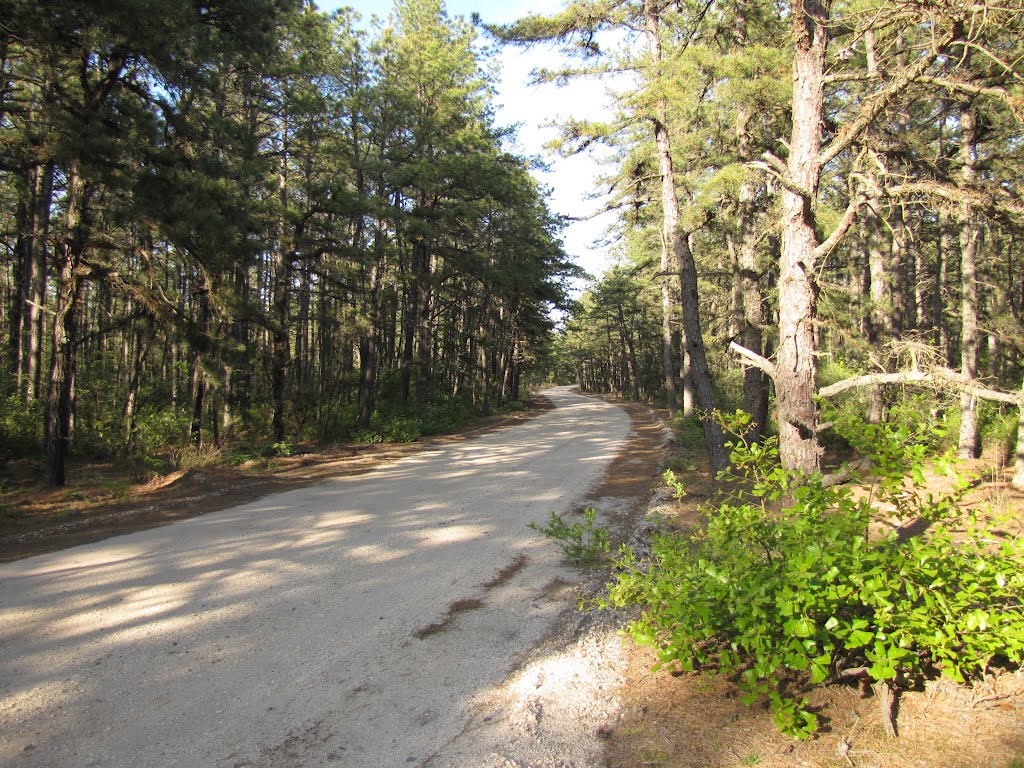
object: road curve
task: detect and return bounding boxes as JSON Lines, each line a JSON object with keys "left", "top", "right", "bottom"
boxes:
{"left": 0, "top": 387, "right": 632, "bottom": 768}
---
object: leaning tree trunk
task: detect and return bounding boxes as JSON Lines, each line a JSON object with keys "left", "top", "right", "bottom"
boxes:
{"left": 679, "top": 235, "right": 729, "bottom": 472}
{"left": 776, "top": 0, "right": 830, "bottom": 474}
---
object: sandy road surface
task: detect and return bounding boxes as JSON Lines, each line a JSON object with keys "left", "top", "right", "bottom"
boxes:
{"left": 0, "top": 387, "right": 632, "bottom": 768}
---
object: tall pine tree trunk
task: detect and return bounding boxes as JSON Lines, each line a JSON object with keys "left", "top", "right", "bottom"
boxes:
{"left": 958, "top": 102, "right": 981, "bottom": 459}
{"left": 122, "top": 320, "right": 149, "bottom": 453}
{"left": 776, "top": 0, "right": 829, "bottom": 474}
{"left": 735, "top": 107, "right": 769, "bottom": 440}
{"left": 679, "top": 234, "right": 728, "bottom": 471}
{"left": 189, "top": 277, "right": 211, "bottom": 449}
{"left": 357, "top": 227, "right": 385, "bottom": 430}
{"left": 645, "top": 0, "right": 680, "bottom": 416}
{"left": 270, "top": 157, "right": 291, "bottom": 445}
{"left": 45, "top": 164, "right": 87, "bottom": 487}
{"left": 10, "top": 161, "right": 54, "bottom": 400}
{"left": 643, "top": 0, "right": 726, "bottom": 469}
{"left": 937, "top": 208, "right": 953, "bottom": 360}
{"left": 414, "top": 236, "right": 435, "bottom": 408}
{"left": 1013, "top": 377, "right": 1024, "bottom": 489}
{"left": 400, "top": 239, "right": 421, "bottom": 404}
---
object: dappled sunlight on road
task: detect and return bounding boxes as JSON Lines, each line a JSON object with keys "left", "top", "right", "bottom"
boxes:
{"left": 0, "top": 387, "right": 633, "bottom": 768}
{"left": 412, "top": 523, "right": 490, "bottom": 549}
{"left": 346, "top": 543, "right": 414, "bottom": 564}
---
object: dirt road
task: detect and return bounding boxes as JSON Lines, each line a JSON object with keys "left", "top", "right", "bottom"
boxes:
{"left": 0, "top": 387, "right": 636, "bottom": 768}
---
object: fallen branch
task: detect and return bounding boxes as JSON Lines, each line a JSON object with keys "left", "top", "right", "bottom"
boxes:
{"left": 820, "top": 458, "right": 873, "bottom": 488}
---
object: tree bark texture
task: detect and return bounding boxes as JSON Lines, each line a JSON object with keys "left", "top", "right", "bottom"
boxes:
{"left": 957, "top": 103, "right": 981, "bottom": 459}
{"left": 1014, "top": 377, "right": 1024, "bottom": 489}
{"left": 645, "top": 0, "right": 681, "bottom": 417}
{"left": 734, "top": 107, "right": 769, "bottom": 440}
{"left": 776, "top": 0, "right": 829, "bottom": 474}
{"left": 679, "top": 234, "right": 729, "bottom": 472}
{"left": 45, "top": 164, "right": 86, "bottom": 487}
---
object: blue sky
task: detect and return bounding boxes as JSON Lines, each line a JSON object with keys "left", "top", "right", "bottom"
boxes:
{"left": 316, "top": 0, "right": 620, "bottom": 284}
{"left": 321, "top": 0, "right": 557, "bottom": 27}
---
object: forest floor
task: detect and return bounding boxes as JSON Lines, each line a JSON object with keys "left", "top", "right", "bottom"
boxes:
{"left": 2, "top": 395, "right": 1023, "bottom": 767}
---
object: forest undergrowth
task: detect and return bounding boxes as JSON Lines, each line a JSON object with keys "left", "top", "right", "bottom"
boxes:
{"left": 600, "top": 400, "right": 1024, "bottom": 768}
{"left": 0, "top": 395, "right": 549, "bottom": 562}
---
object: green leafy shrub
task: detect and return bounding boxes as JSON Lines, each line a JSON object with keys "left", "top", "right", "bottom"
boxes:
{"left": 353, "top": 411, "right": 423, "bottom": 444}
{"left": 663, "top": 469, "right": 687, "bottom": 502}
{"left": 133, "top": 406, "right": 192, "bottom": 455}
{"left": 237, "top": 404, "right": 276, "bottom": 441}
{"left": 352, "top": 429, "right": 385, "bottom": 445}
{"left": 530, "top": 508, "right": 610, "bottom": 564}
{"left": 272, "top": 441, "right": 294, "bottom": 457}
{"left": 315, "top": 403, "right": 359, "bottom": 442}
{"left": 978, "top": 402, "right": 1018, "bottom": 459}
{"left": 606, "top": 413, "right": 1024, "bottom": 739}
{"left": 70, "top": 390, "right": 121, "bottom": 457}
{"left": 382, "top": 416, "right": 422, "bottom": 442}
{"left": 881, "top": 392, "right": 956, "bottom": 453}
{"left": 419, "top": 399, "right": 474, "bottom": 435}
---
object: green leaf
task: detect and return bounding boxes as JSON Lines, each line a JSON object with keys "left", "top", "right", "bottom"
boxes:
{"left": 868, "top": 661, "right": 897, "bottom": 681}
{"left": 847, "top": 629, "right": 874, "bottom": 648}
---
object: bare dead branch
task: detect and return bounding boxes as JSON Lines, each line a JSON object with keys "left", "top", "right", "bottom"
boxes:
{"left": 729, "top": 341, "right": 776, "bottom": 380}
{"left": 819, "top": 41, "right": 946, "bottom": 168}
{"left": 817, "top": 368, "right": 1021, "bottom": 405}
{"left": 916, "top": 75, "right": 1023, "bottom": 120}
{"left": 815, "top": 190, "right": 863, "bottom": 261}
